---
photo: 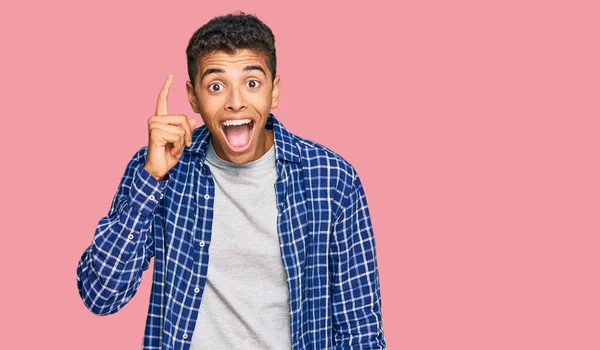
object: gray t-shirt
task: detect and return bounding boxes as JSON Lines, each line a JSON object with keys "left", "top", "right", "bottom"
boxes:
{"left": 190, "top": 138, "right": 291, "bottom": 350}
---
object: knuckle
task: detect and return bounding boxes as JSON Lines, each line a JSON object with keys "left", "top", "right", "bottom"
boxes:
{"left": 149, "top": 123, "right": 161, "bottom": 132}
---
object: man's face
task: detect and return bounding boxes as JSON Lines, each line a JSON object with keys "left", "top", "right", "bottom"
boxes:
{"left": 186, "top": 49, "right": 280, "bottom": 164}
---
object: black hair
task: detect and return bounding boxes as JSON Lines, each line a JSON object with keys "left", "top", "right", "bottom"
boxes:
{"left": 186, "top": 11, "right": 277, "bottom": 89}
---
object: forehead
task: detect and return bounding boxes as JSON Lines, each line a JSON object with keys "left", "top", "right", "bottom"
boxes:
{"left": 199, "top": 49, "right": 268, "bottom": 72}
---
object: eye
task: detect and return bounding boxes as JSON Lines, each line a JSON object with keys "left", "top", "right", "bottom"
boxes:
{"left": 209, "top": 83, "right": 224, "bottom": 92}
{"left": 246, "top": 80, "right": 260, "bottom": 89}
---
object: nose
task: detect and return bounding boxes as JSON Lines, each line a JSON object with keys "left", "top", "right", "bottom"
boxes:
{"left": 225, "top": 85, "right": 247, "bottom": 112}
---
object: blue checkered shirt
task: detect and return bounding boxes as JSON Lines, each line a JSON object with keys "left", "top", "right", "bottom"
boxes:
{"left": 76, "top": 113, "right": 386, "bottom": 349}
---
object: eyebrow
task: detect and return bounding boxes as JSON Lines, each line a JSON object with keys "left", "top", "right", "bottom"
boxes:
{"left": 200, "top": 65, "right": 267, "bottom": 81}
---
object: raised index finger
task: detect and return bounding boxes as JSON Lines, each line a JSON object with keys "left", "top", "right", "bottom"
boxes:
{"left": 155, "top": 73, "right": 173, "bottom": 116}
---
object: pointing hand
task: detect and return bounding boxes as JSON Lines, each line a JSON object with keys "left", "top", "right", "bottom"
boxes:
{"left": 144, "top": 74, "right": 197, "bottom": 181}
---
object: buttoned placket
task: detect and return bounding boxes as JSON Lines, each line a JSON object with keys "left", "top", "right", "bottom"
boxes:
{"left": 180, "top": 158, "right": 216, "bottom": 343}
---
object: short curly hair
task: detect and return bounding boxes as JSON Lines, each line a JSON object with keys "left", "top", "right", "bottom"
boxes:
{"left": 186, "top": 11, "right": 277, "bottom": 89}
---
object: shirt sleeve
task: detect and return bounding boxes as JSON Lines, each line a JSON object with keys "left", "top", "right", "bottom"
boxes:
{"left": 76, "top": 147, "right": 169, "bottom": 316}
{"left": 330, "top": 168, "right": 387, "bottom": 349}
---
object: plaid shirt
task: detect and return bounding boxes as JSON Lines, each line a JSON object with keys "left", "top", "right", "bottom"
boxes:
{"left": 77, "top": 113, "right": 386, "bottom": 349}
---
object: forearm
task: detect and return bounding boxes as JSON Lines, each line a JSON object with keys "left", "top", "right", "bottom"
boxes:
{"left": 76, "top": 201, "right": 155, "bottom": 315}
{"left": 76, "top": 151, "right": 167, "bottom": 315}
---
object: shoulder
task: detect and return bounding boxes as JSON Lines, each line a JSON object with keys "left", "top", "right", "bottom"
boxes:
{"left": 289, "top": 133, "right": 359, "bottom": 212}
{"left": 293, "top": 134, "right": 356, "bottom": 178}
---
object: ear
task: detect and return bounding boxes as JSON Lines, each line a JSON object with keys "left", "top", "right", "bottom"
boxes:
{"left": 186, "top": 80, "right": 201, "bottom": 113}
{"left": 270, "top": 75, "right": 281, "bottom": 109}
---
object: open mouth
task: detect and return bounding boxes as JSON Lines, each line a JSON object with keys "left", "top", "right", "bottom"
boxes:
{"left": 220, "top": 118, "right": 255, "bottom": 153}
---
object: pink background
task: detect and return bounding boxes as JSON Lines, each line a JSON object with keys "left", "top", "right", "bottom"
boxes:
{"left": 2, "top": 0, "right": 599, "bottom": 348}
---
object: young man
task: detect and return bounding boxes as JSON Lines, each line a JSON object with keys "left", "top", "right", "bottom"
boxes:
{"left": 77, "top": 12, "right": 386, "bottom": 350}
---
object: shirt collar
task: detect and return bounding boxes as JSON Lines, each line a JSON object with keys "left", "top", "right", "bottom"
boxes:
{"left": 188, "top": 113, "right": 300, "bottom": 163}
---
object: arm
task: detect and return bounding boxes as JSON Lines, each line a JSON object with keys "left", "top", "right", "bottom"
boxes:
{"left": 76, "top": 147, "right": 168, "bottom": 315}
{"left": 330, "top": 169, "right": 386, "bottom": 349}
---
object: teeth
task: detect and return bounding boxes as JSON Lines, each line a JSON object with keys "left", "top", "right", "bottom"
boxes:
{"left": 223, "top": 119, "right": 252, "bottom": 127}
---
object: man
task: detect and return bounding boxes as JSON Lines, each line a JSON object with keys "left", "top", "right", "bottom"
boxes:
{"left": 77, "top": 12, "right": 386, "bottom": 350}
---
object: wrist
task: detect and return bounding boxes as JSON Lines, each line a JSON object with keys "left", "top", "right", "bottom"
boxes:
{"left": 144, "top": 164, "right": 165, "bottom": 182}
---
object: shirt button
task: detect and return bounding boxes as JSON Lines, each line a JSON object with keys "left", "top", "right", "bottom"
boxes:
{"left": 194, "top": 287, "right": 200, "bottom": 293}
{"left": 199, "top": 241, "right": 205, "bottom": 247}
{"left": 183, "top": 333, "right": 188, "bottom": 339}
{"left": 204, "top": 194, "right": 210, "bottom": 200}
{"left": 160, "top": 193, "right": 164, "bottom": 199}
{"left": 128, "top": 234, "right": 134, "bottom": 240}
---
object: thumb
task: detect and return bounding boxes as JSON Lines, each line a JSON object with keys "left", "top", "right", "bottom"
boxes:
{"left": 189, "top": 118, "right": 197, "bottom": 129}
